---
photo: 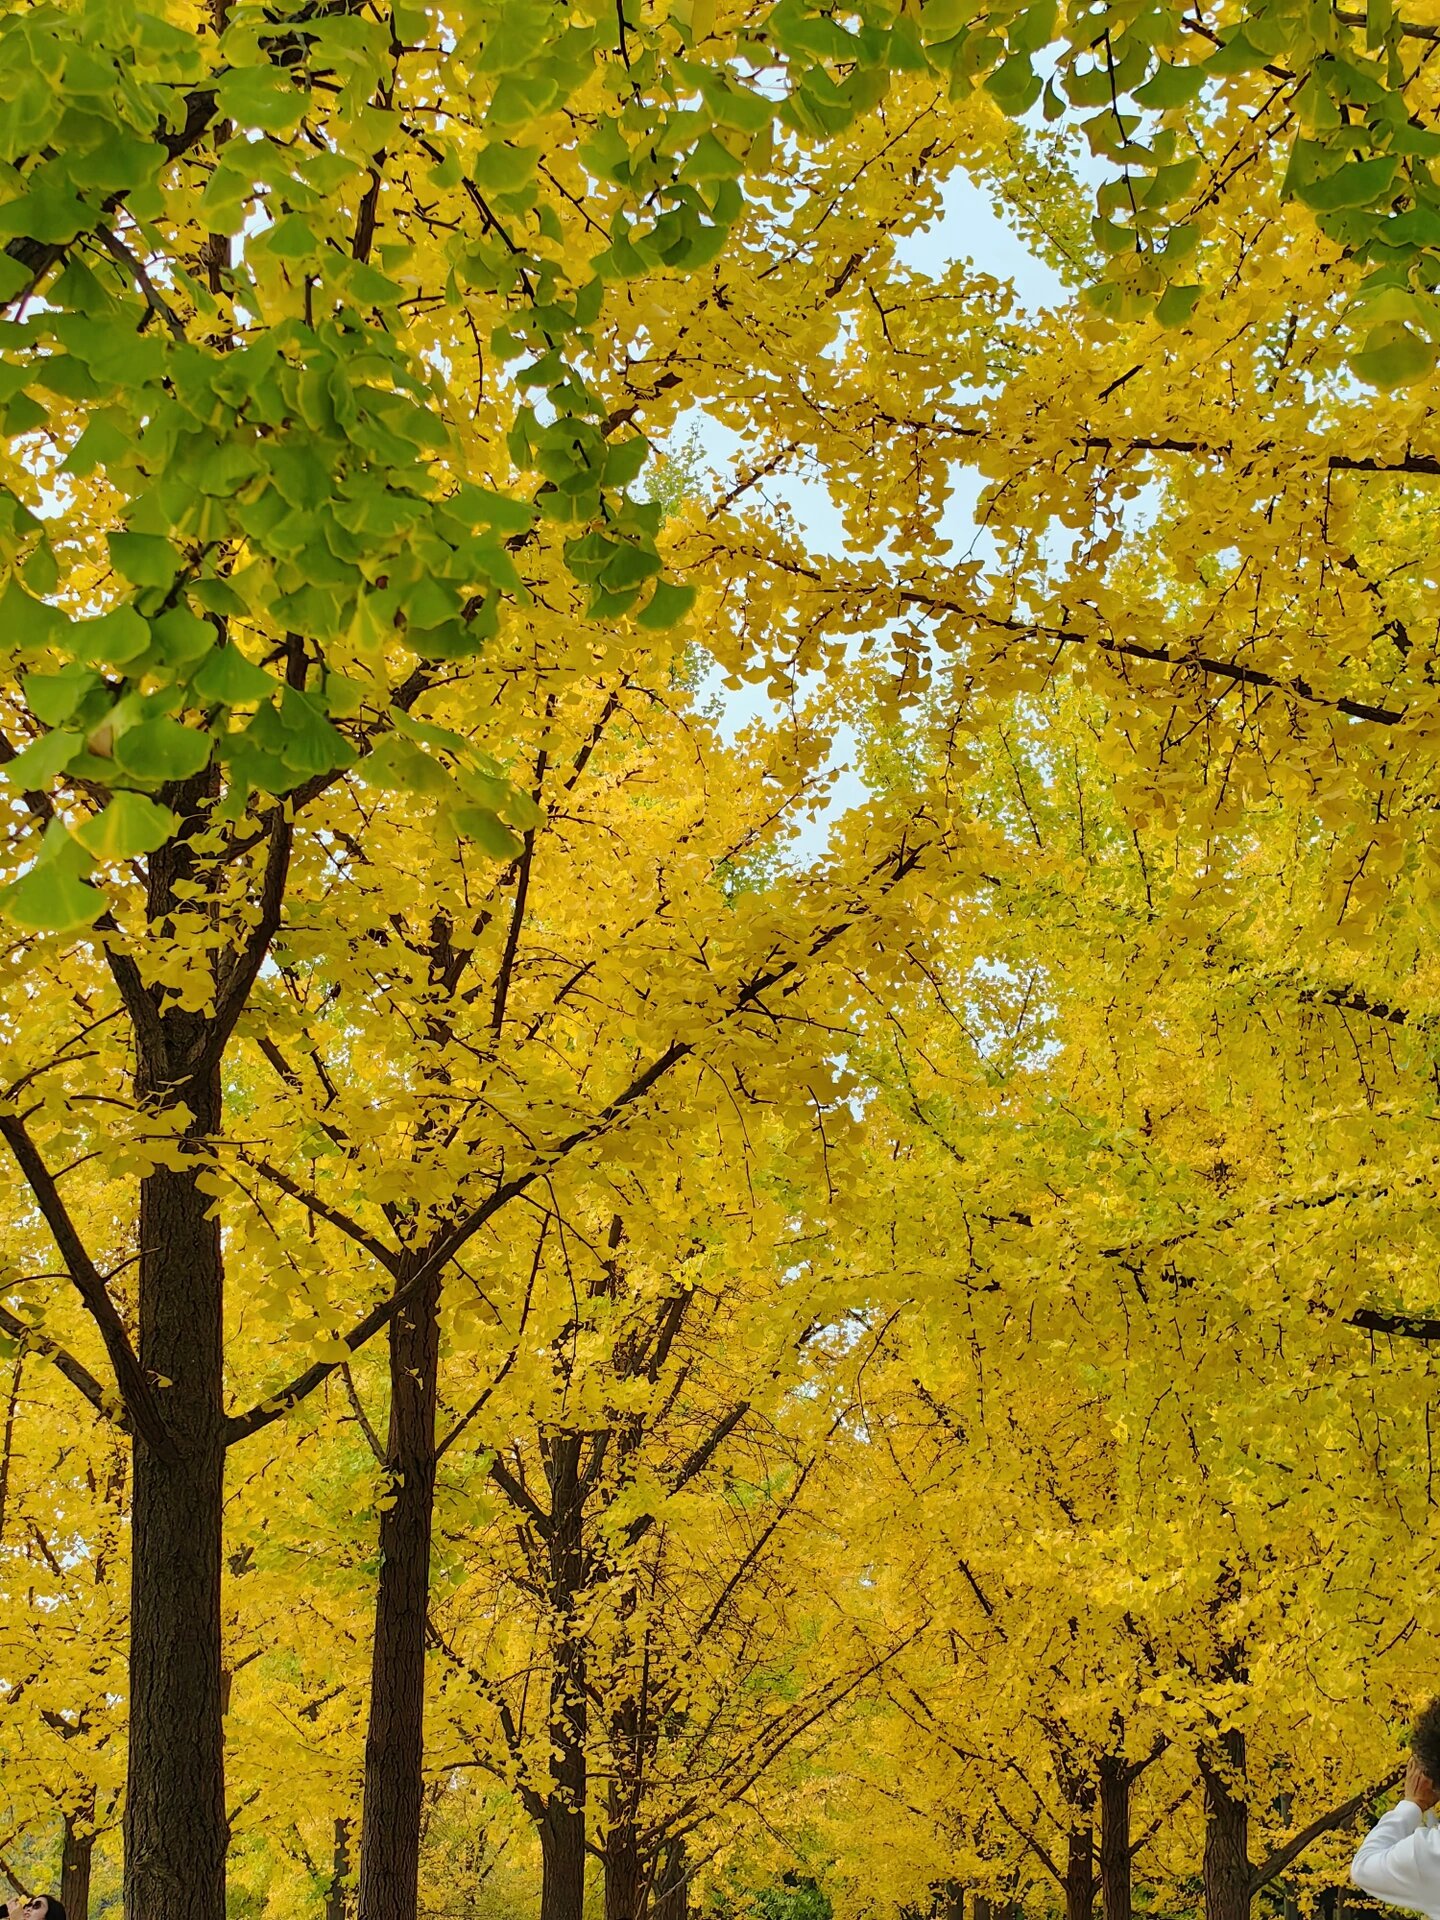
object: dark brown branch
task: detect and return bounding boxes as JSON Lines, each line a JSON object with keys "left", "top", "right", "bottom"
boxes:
{"left": 435, "top": 1222, "right": 544, "bottom": 1459}
{"left": 197, "top": 805, "right": 294, "bottom": 1078}
{"left": 1249, "top": 1770, "right": 1402, "bottom": 1892}
{"left": 491, "top": 831, "right": 536, "bottom": 1038}
{"left": 0, "top": 1116, "right": 172, "bottom": 1456}
{"left": 1333, "top": 8, "right": 1440, "bottom": 38}
{"left": 339, "top": 1363, "right": 384, "bottom": 1465}
{"left": 625, "top": 1401, "right": 750, "bottom": 1547}
{"left": 485, "top": 1452, "right": 550, "bottom": 1533}
{"left": 1300, "top": 985, "right": 1409, "bottom": 1025}
{"left": 4, "top": 88, "right": 219, "bottom": 295}
{"left": 245, "top": 1157, "right": 398, "bottom": 1271}
{"left": 898, "top": 588, "right": 1406, "bottom": 728}
{"left": 1348, "top": 1307, "right": 1440, "bottom": 1341}
{"left": 0, "top": 1303, "right": 118, "bottom": 1428}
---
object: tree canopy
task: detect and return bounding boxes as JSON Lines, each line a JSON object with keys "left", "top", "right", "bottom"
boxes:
{"left": 4, "top": 0, "right": 1440, "bottom": 1917}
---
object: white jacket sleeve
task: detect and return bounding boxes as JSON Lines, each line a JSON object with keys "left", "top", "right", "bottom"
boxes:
{"left": 1352, "top": 1802, "right": 1440, "bottom": 1911}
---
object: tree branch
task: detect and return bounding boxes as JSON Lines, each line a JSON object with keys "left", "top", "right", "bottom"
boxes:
{"left": 1348, "top": 1308, "right": 1440, "bottom": 1341}
{"left": 898, "top": 588, "right": 1406, "bottom": 729}
{"left": 486, "top": 1451, "right": 550, "bottom": 1533}
{"left": 244, "top": 1158, "right": 398, "bottom": 1271}
{"left": 1249, "top": 1770, "right": 1401, "bottom": 1892}
{"left": 0, "top": 1303, "right": 118, "bottom": 1428}
{"left": 624, "top": 1400, "right": 750, "bottom": 1548}
{"left": 435, "top": 1221, "right": 544, "bottom": 1459}
{"left": 339, "top": 1363, "right": 385, "bottom": 1466}
{"left": 0, "top": 1116, "right": 172, "bottom": 1456}
{"left": 197, "top": 805, "right": 294, "bottom": 1079}
{"left": 224, "top": 835, "right": 929, "bottom": 1444}
{"left": 4, "top": 89, "right": 219, "bottom": 299}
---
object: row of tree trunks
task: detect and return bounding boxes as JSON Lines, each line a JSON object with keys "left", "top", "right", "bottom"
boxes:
{"left": 928, "top": 1732, "right": 1364, "bottom": 1920}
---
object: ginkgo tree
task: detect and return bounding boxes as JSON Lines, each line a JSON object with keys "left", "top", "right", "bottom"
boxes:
{"left": 13, "top": 0, "right": 1440, "bottom": 1912}
{"left": 786, "top": 683, "right": 1440, "bottom": 1920}
{"left": 0, "top": 1, "right": 966, "bottom": 1911}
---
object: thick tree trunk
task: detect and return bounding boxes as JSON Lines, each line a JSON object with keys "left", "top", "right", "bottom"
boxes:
{"left": 651, "top": 1838, "right": 688, "bottom": 1920}
{"left": 540, "top": 1807, "right": 587, "bottom": 1920}
{"left": 603, "top": 1826, "right": 649, "bottom": 1920}
{"left": 1065, "top": 1824, "right": 1096, "bottom": 1920}
{"left": 1200, "top": 1730, "right": 1251, "bottom": 1920}
{"left": 60, "top": 1808, "right": 94, "bottom": 1920}
{"left": 357, "top": 1257, "right": 441, "bottom": 1920}
{"left": 125, "top": 1021, "right": 227, "bottom": 1920}
{"left": 935, "top": 1883, "right": 964, "bottom": 1920}
{"left": 539, "top": 1434, "right": 589, "bottom": 1920}
{"left": 1098, "top": 1755, "right": 1132, "bottom": 1920}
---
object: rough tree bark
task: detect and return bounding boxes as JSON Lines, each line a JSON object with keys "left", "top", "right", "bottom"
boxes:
{"left": 1200, "top": 1730, "right": 1251, "bottom": 1920}
{"left": 126, "top": 794, "right": 231, "bottom": 1920}
{"left": 60, "top": 1807, "right": 94, "bottom": 1920}
{"left": 1098, "top": 1753, "right": 1133, "bottom": 1920}
{"left": 1065, "top": 1823, "right": 1096, "bottom": 1920}
{"left": 356, "top": 1255, "right": 440, "bottom": 1920}
{"left": 540, "top": 1433, "right": 589, "bottom": 1920}
{"left": 602, "top": 1823, "right": 649, "bottom": 1920}
{"left": 650, "top": 1838, "right": 689, "bottom": 1920}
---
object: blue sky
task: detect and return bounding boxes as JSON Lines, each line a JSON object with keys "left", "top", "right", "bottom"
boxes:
{"left": 690, "top": 171, "right": 1064, "bottom": 857}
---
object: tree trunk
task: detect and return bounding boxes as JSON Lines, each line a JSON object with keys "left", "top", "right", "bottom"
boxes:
{"left": 539, "top": 1433, "right": 588, "bottom": 1920}
{"left": 651, "top": 1838, "right": 688, "bottom": 1920}
{"left": 1200, "top": 1730, "right": 1251, "bottom": 1920}
{"left": 1065, "top": 1824, "right": 1095, "bottom": 1920}
{"left": 125, "top": 1009, "right": 228, "bottom": 1920}
{"left": 1098, "top": 1755, "right": 1132, "bottom": 1920}
{"left": 60, "top": 1809, "right": 94, "bottom": 1920}
{"left": 540, "top": 1807, "right": 587, "bottom": 1920}
{"left": 327, "top": 1818, "right": 352, "bottom": 1920}
{"left": 357, "top": 1256, "right": 441, "bottom": 1920}
{"left": 603, "top": 1825, "right": 649, "bottom": 1920}
{"left": 936, "top": 1884, "right": 964, "bottom": 1920}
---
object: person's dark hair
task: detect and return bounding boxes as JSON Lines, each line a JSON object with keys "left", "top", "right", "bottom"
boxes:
{"left": 39, "top": 1900, "right": 68, "bottom": 1920}
{"left": 1414, "top": 1698, "right": 1440, "bottom": 1783}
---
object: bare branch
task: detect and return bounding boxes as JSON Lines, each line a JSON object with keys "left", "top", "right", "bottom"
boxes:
{"left": 339, "top": 1364, "right": 385, "bottom": 1466}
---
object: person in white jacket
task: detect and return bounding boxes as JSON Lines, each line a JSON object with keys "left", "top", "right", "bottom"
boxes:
{"left": 1353, "top": 1738, "right": 1440, "bottom": 1913}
